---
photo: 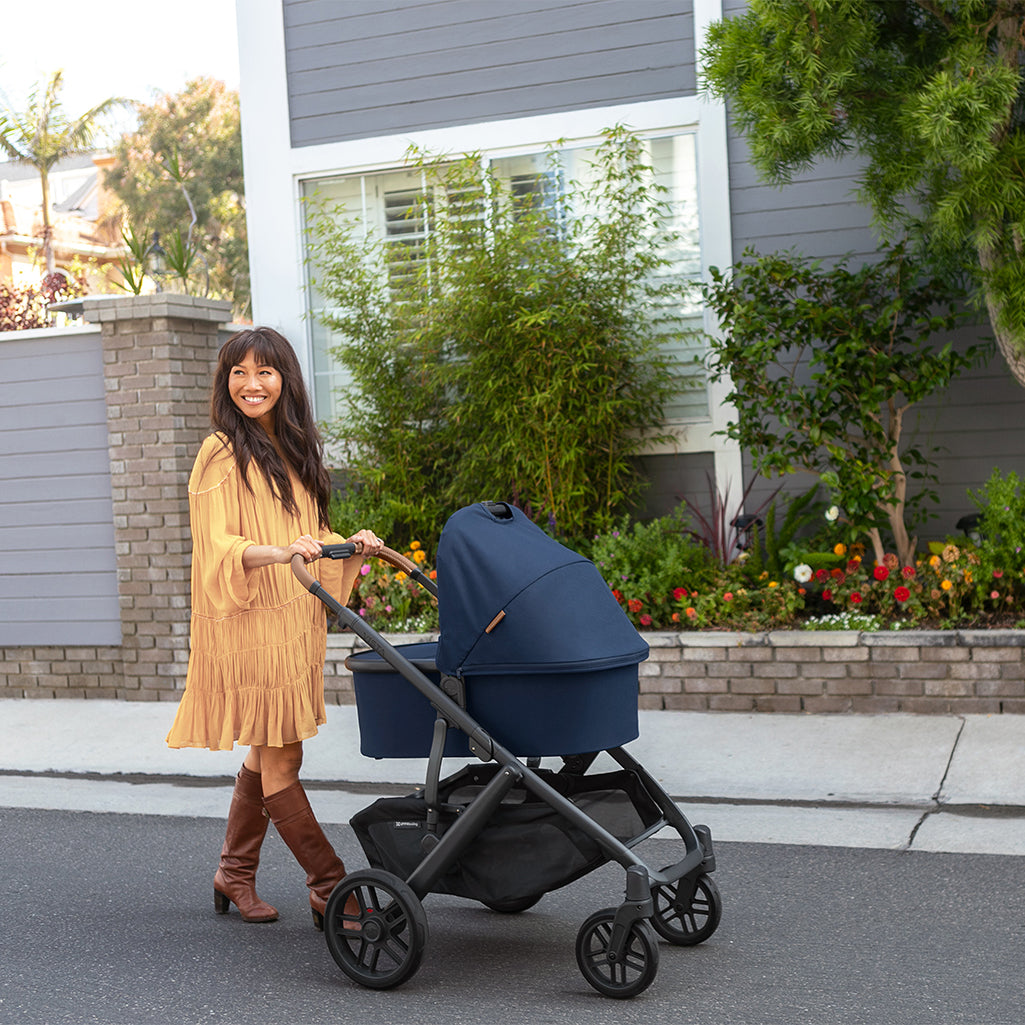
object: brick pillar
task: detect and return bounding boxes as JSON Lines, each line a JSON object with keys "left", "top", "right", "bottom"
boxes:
{"left": 83, "top": 295, "right": 232, "bottom": 699}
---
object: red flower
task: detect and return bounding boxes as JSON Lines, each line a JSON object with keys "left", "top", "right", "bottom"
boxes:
{"left": 850, "top": 592, "right": 863, "bottom": 604}
{"left": 901, "top": 565, "right": 916, "bottom": 579}
{"left": 831, "top": 568, "right": 845, "bottom": 582}
{"left": 873, "top": 566, "right": 889, "bottom": 582}
{"left": 822, "top": 588, "right": 833, "bottom": 602}
{"left": 894, "top": 586, "right": 910, "bottom": 602}
{"left": 612, "top": 589, "right": 624, "bottom": 603}
{"left": 639, "top": 613, "right": 652, "bottom": 626}
{"left": 627, "top": 598, "right": 643, "bottom": 613}
{"left": 673, "top": 587, "right": 687, "bottom": 600}
{"left": 846, "top": 559, "right": 861, "bottom": 574}
{"left": 723, "top": 592, "right": 734, "bottom": 602}
{"left": 815, "top": 569, "right": 830, "bottom": 582}
{"left": 993, "top": 569, "right": 1004, "bottom": 579}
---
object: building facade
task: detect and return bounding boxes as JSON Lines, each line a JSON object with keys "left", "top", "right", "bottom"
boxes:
{"left": 236, "top": 0, "right": 1025, "bottom": 532}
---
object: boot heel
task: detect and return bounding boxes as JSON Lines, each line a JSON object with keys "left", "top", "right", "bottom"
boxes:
{"left": 312, "top": 906, "right": 325, "bottom": 931}
{"left": 214, "top": 888, "right": 231, "bottom": 915}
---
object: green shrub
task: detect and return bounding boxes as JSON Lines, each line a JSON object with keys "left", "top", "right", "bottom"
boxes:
{"left": 591, "top": 509, "right": 716, "bottom": 628}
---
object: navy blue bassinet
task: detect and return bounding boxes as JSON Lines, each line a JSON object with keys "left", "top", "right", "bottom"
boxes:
{"left": 347, "top": 502, "right": 648, "bottom": 757}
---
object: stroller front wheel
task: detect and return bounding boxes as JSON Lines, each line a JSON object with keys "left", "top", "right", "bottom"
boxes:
{"left": 651, "top": 871, "right": 722, "bottom": 947}
{"left": 575, "top": 907, "right": 660, "bottom": 999}
{"left": 324, "top": 869, "right": 429, "bottom": 990}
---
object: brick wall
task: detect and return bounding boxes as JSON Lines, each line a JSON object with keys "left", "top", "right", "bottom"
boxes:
{"left": 3, "top": 296, "right": 1024, "bottom": 714}
{"left": 319, "top": 629, "right": 1025, "bottom": 716}
{"left": 0, "top": 295, "right": 231, "bottom": 700}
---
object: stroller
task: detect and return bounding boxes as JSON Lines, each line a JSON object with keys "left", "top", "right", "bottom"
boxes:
{"left": 292, "top": 501, "right": 721, "bottom": 998}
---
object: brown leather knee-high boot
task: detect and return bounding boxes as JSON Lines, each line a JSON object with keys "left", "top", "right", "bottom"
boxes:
{"left": 264, "top": 781, "right": 346, "bottom": 930}
{"left": 213, "top": 765, "right": 279, "bottom": 923}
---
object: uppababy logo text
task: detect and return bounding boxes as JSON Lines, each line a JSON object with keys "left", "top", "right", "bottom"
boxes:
{"left": 393, "top": 820, "right": 423, "bottom": 829}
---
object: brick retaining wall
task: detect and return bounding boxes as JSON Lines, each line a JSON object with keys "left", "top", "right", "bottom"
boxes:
{"left": 5, "top": 629, "right": 1025, "bottom": 714}
{"left": 318, "top": 629, "right": 1025, "bottom": 716}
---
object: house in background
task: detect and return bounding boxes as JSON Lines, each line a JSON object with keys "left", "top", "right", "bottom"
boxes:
{"left": 0, "top": 152, "right": 124, "bottom": 291}
{"left": 235, "top": 0, "right": 1025, "bottom": 535}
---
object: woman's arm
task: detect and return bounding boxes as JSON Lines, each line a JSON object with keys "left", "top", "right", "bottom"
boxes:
{"left": 241, "top": 534, "right": 323, "bottom": 569}
{"left": 240, "top": 529, "right": 385, "bottom": 569}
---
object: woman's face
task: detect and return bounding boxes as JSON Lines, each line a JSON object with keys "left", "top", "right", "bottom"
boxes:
{"left": 228, "top": 350, "right": 282, "bottom": 430}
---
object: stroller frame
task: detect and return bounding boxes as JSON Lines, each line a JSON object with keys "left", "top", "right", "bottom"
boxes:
{"left": 293, "top": 535, "right": 720, "bottom": 998}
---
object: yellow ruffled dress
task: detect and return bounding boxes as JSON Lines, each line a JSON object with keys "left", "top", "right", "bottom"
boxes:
{"left": 166, "top": 433, "right": 363, "bottom": 751}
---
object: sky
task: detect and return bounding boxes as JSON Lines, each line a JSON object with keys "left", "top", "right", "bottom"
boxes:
{"left": 0, "top": 0, "right": 240, "bottom": 132}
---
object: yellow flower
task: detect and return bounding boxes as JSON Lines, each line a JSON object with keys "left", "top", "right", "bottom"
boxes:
{"left": 410, "top": 540, "right": 422, "bottom": 550}
{"left": 833, "top": 543, "right": 846, "bottom": 557}
{"left": 395, "top": 571, "right": 408, "bottom": 582}
{"left": 768, "top": 581, "right": 779, "bottom": 588}
{"left": 929, "top": 555, "right": 941, "bottom": 569}
{"left": 413, "top": 549, "right": 427, "bottom": 564}
{"left": 941, "top": 579, "right": 952, "bottom": 591}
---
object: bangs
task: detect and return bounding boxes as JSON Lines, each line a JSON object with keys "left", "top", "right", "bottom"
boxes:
{"left": 219, "top": 328, "right": 299, "bottom": 376}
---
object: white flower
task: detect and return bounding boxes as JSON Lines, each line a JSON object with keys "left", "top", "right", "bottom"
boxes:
{"left": 794, "top": 563, "right": 813, "bottom": 583}
{"left": 825, "top": 506, "right": 840, "bottom": 522}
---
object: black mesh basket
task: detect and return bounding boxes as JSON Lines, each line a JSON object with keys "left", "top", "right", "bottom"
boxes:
{"left": 350, "top": 764, "right": 664, "bottom": 906}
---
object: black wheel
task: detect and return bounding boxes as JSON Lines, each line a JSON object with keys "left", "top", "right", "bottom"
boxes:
{"left": 480, "top": 894, "right": 543, "bottom": 914}
{"left": 651, "top": 872, "right": 722, "bottom": 946}
{"left": 575, "top": 907, "right": 660, "bottom": 999}
{"left": 323, "top": 869, "right": 428, "bottom": 990}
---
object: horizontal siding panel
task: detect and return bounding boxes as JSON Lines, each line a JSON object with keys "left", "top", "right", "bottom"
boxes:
{"left": 294, "top": 67, "right": 683, "bottom": 144}
{"left": 2, "top": 549, "right": 120, "bottom": 576}
{"left": 0, "top": 570, "right": 121, "bottom": 600}
{"left": 0, "top": 397, "right": 108, "bottom": 431}
{"left": 0, "top": 521, "right": 116, "bottom": 554}
{"left": 0, "top": 448, "right": 111, "bottom": 480}
{"left": 0, "top": 621, "right": 121, "bottom": 647}
{"left": 0, "top": 497, "right": 116, "bottom": 529}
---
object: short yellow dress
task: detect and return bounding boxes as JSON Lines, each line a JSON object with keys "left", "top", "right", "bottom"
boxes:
{"left": 166, "top": 433, "right": 363, "bottom": 751}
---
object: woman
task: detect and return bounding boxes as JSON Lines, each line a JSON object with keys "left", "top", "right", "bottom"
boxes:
{"left": 166, "top": 326, "right": 383, "bottom": 929}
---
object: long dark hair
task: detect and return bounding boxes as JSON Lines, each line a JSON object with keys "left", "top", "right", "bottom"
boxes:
{"left": 211, "top": 327, "right": 332, "bottom": 529}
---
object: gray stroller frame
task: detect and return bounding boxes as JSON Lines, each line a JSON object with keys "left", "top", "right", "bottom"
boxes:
{"left": 292, "top": 540, "right": 721, "bottom": 999}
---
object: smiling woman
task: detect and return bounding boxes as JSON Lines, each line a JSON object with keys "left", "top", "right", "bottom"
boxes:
{"left": 165, "top": 325, "right": 384, "bottom": 930}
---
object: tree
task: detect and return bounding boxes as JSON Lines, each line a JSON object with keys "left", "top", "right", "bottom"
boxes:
{"left": 704, "top": 244, "right": 981, "bottom": 567}
{"left": 0, "top": 71, "right": 125, "bottom": 273}
{"left": 701, "top": 0, "right": 1025, "bottom": 387}
{"left": 104, "top": 77, "right": 248, "bottom": 317}
{"left": 308, "top": 127, "right": 689, "bottom": 549}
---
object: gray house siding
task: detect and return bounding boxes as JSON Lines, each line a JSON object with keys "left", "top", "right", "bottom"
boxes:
{"left": 283, "top": 0, "right": 694, "bottom": 147}
{"left": 0, "top": 328, "right": 120, "bottom": 645}
{"left": 718, "top": 3, "right": 1025, "bottom": 538}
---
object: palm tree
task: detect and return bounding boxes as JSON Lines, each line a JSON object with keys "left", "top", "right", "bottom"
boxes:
{"left": 0, "top": 71, "right": 127, "bottom": 273}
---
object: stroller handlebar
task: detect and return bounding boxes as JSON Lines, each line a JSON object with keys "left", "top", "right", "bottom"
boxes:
{"left": 292, "top": 544, "right": 437, "bottom": 600}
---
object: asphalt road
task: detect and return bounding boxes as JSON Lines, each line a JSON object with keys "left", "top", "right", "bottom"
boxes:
{"left": 1, "top": 807, "right": 1023, "bottom": 1025}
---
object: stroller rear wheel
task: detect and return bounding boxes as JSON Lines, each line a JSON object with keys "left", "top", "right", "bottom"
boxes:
{"left": 575, "top": 907, "right": 659, "bottom": 998}
{"left": 651, "top": 871, "right": 722, "bottom": 946}
{"left": 323, "top": 869, "right": 428, "bottom": 990}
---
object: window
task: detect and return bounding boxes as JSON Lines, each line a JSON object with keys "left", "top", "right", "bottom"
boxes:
{"left": 303, "top": 131, "right": 705, "bottom": 422}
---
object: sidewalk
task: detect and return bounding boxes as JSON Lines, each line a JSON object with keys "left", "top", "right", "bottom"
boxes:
{"left": 1, "top": 700, "right": 1023, "bottom": 856}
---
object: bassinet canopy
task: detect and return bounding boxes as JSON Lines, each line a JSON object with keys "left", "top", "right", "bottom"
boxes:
{"left": 434, "top": 503, "right": 649, "bottom": 678}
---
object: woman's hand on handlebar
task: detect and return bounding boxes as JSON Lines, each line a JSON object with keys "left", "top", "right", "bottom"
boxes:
{"left": 284, "top": 534, "right": 323, "bottom": 564}
{"left": 345, "top": 529, "right": 385, "bottom": 557}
